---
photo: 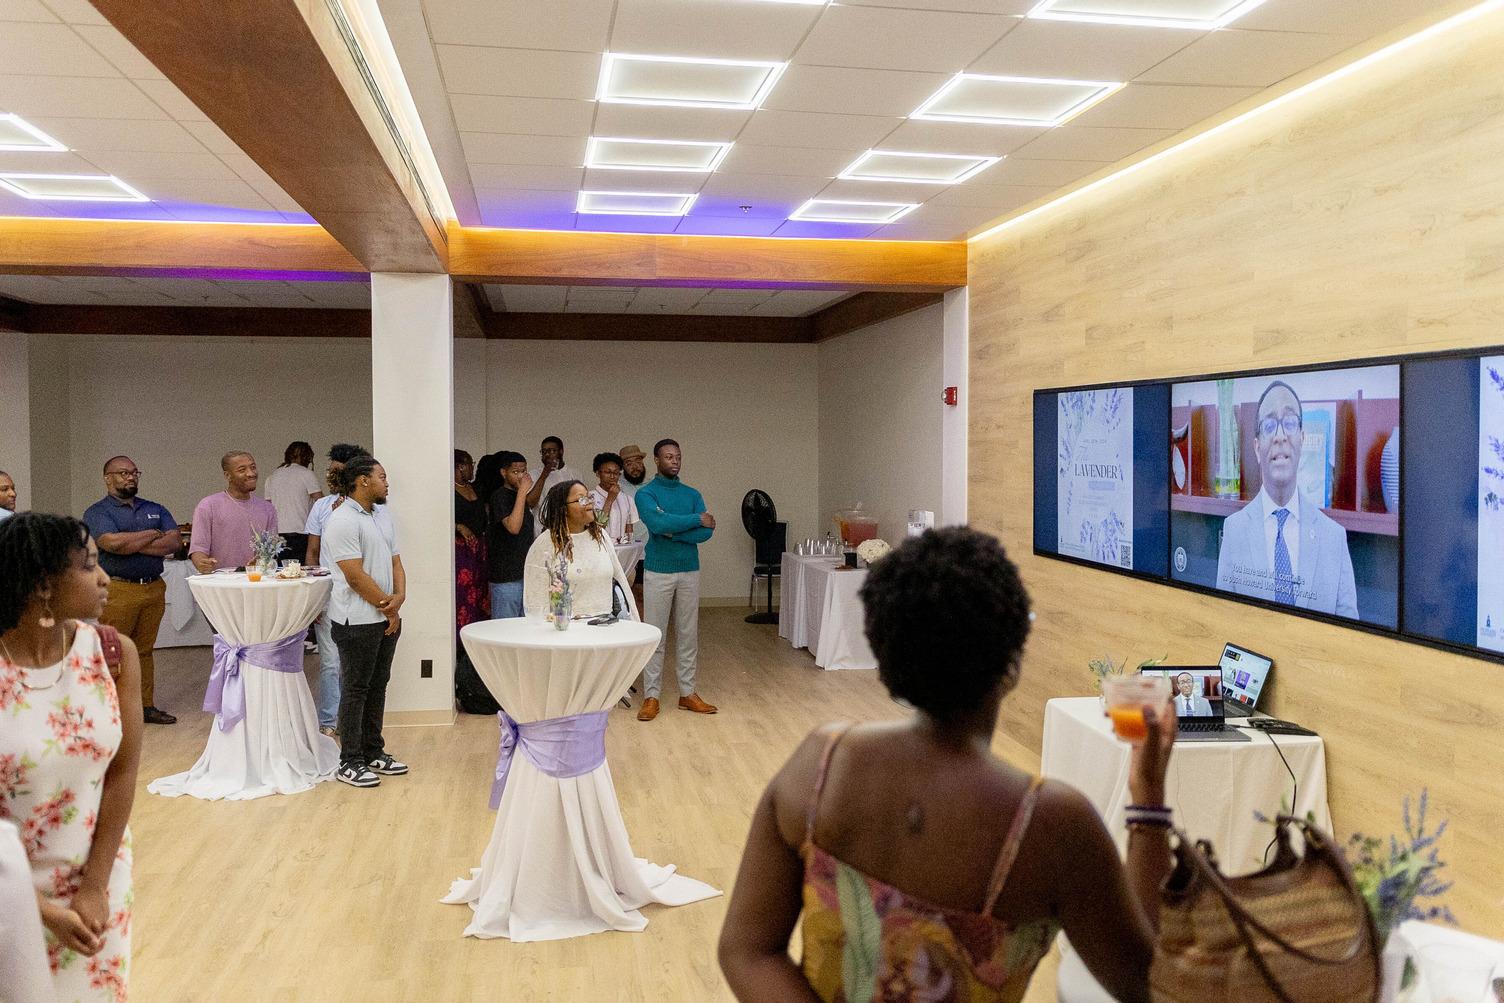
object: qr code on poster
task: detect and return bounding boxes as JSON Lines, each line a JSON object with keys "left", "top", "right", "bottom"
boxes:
{"left": 1119, "top": 544, "right": 1132, "bottom": 568}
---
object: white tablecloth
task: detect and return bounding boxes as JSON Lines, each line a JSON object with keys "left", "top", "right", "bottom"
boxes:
{"left": 1045, "top": 696, "right": 1332, "bottom": 1002}
{"left": 613, "top": 541, "right": 644, "bottom": 582}
{"left": 153, "top": 559, "right": 214, "bottom": 648}
{"left": 443, "top": 618, "right": 720, "bottom": 941}
{"left": 779, "top": 555, "right": 875, "bottom": 670}
{"left": 148, "top": 573, "right": 337, "bottom": 801}
{"left": 1392, "top": 921, "right": 1504, "bottom": 1002}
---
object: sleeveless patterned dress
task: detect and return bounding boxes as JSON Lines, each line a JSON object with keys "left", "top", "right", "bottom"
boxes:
{"left": 0, "top": 621, "right": 133, "bottom": 1002}
{"left": 799, "top": 725, "right": 1058, "bottom": 1003}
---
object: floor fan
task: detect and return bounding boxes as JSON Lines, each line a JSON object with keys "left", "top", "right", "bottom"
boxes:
{"left": 742, "top": 489, "right": 786, "bottom": 625}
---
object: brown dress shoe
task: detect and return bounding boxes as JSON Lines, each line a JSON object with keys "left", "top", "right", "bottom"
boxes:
{"left": 678, "top": 694, "right": 717, "bottom": 714}
{"left": 636, "top": 697, "right": 660, "bottom": 721}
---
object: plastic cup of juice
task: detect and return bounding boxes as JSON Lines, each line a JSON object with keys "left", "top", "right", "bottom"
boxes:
{"left": 246, "top": 568, "right": 262, "bottom": 582}
{"left": 1102, "top": 674, "right": 1170, "bottom": 744}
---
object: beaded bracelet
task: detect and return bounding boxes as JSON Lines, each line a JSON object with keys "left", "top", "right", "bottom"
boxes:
{"left": 1125, "top": 804, "right": 1173, "bottom": 829}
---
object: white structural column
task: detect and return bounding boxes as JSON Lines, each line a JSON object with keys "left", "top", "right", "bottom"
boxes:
{"left": 0, "top": 331, "right": 33, "bottom": 512}
{"left": 941, "top": 287, "right": 969, "bottom": 527}
{"left": 371, "top": 273, "right": 456, "bottom": 724}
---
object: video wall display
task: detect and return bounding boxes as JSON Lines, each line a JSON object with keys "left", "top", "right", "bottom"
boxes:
{"left": 1032, "top": 349, "right": 1504, "bottom": 664}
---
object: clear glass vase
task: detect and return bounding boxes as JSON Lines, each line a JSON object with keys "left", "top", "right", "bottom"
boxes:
{"left": 551, "top": 592, "right": 571, "bottom": 630}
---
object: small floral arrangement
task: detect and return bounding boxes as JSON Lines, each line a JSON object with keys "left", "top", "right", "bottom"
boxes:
{"left": 249, "top": 528, "right": 286, "bottom": 569}
{"left": 547, "top": 552, "right": 573, "bottom": 623}
{"left": 1346, "top": 790, "right": 1455, "bottom": 946}
{"left": 1088, "top": 653, "right": 1166, "bottom": 694}
{"left": 855, "top": 538, "right": 891, "bottom": 565}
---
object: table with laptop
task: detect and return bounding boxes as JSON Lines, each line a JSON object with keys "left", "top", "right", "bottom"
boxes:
{"left": 1049, "top": 643, "right": 1334, "bottom": 1002}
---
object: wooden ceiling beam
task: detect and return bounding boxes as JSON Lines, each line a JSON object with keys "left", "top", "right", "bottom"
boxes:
{"left": 21, "top": 303, "right": 369, "bottom": 339}
{"left": 449, "top": 226, "right": 966, "bottom": 291}
{"left": 809, "top": 291, "right": 945, "bottom": 342}
{"left": 0, "top": 217, "right": 363, "bottom": 278}
{"left": 91, "top": 0, "right": 445, "bottom": 274}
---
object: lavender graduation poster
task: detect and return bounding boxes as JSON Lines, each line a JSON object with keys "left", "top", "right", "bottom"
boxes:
{"left": 1058, "top": 388, "right": 1135, "bottom": 570}
{"left": 1479, "top": 358, "right": 1504, "bottom": 653}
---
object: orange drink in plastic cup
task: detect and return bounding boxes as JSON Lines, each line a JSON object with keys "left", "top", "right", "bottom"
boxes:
{"left": 246, "top": 568, "right": 262, "bottom": 582}
{"left": 1102, "top": 674, "right": 1170, "bottom": 744}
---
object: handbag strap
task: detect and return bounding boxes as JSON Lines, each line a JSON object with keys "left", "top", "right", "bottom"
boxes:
{"left": 1172, "top": 817, "right": 1373, "bottom": 1003}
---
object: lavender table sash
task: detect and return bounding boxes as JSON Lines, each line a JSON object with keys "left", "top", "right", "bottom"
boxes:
{"left": 204, "top": 631, "right": 307, "bottom": 733}
{"left": 490, "top": 709, "right": 610, "bottom": 809}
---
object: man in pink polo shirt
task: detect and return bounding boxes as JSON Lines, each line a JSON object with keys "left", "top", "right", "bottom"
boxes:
{"left": 189, "top": 451, "right": 278, "bottom": 573}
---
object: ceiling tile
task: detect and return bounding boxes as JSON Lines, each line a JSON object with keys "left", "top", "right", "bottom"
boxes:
{"left": 590, "top": 102, "right": 750, "bottom": 141}
{"left": 473, "top": 186, "right": 581, "bottom": 212}
{"left": 718, "top": 143, "right": 858, "bottom": 177}
{"left": 815, "top": 177, "right": 944, "bottom": 202}
{"left": 450, "top": 94, "right": 596, "bottom": 137}
{"left": 686, "top": 299, "right": 754, "bottom": 315}
{"left": 1009, "top": 125, "right": 1176, "bottom": 161}
{"left": 469, "top": 163, "right": 584, "bottom": 191}
{"left": 437, "top": 45, "right": 599, "bottom": 100}
{"left": 967, "top": 17, "right": 1196, "bottom": 80}
{"left": 462, "top": 132, "right": 588, "bottom": 167}
{"left": 625, "top": 286, "right": 704, "bottom": 307}
{"left": 926, "top": 182, "right": 1055, "bottom": 209}
{"left": 762, "top": 65, "right": 947, "bottom": 116}
{"left": 891, "top": 201, "right": 999, "bottom": 226}
{"left": 749, "top": 289, "right": 849, "bottom": 316}
{"left": 72, "top": 23, "right": 166, "bottom": 79}
{"left": 737, "top": 110, "right": 899, "bottom": 150}
{"left": 696, "top": 171, "right": 826, "bottom": 211}
{"left": 1137, "top": 28, "right": 1351, "bottom": 87}
{"left": 0, "top": 22, "right": 117, "bottom": 76}
{"left": 701, "top": 287, "right": 776, "bottom": 303}
{"left": 672, "top": 214, "right": 785, "bottom": 236}
{"left": 128, "top": 177, "right": 271, "bottom": 208}
{"left": 793, "top": 6, "right": 1013, "bottom": 73}
{"left": 1236, "top": 0, "right": 1449, "bottom": 38}
{"left": 840, "top": 0, "right": 1033, "bottom": 12}
{"left": 134, "top": 78, "right": 208, "bottom": 120}
{"left": 478, "top": 206, "right": 580, "bottom": 230}
{"left": 297, "top": 281, "right": 371, "bottom": 309}
{"left": 0, "top": 76, "right": 164, "bottom": 119}
{"left": 610, "top": 0, "right": 821, "bottom": 61}
{"left": 0, "top": 274, "right": 66, "bottom": 301}
{"left": 878, "top": 119, "right": 1039, "bottom": 157}
{"left": 495, "top": 284, "right": 570, "bottom": 311}
{"left": 568, "top": 284, "right": 640, "bottom": 301}
{"left": 32, "top": 117, "right": 209, "bottom": 154}
{"left": 982, "top": 158, "right": 1102, "bottom": 187}
{"left": 181, "top": 121, "right": 242, "bottom": 156}
{"left": 0, "top": 1, "right": 58, "bottom": 22}
{"left": 0, "top": 148, "right": 93, "bottom": 172}
{"left": 689, "top": 193, "right": 798, "bottom": 220}
{"left": 868, "top": 219, "right": 967, "bottom": 240}
{"left": 84, "top": 151, "right": 238, "bottom": 181}
{"left": 38, "top": 0, "right": 106, "bottom": 24}
{"left": 424, "top": 0, "right": 615, "bottom": 51}
{"left": 581, "top": 166, "right": 708, "bottom": 191}
{"left": 774, "top": 219, "right": 881, "bottom": 238}
{"left": 1069, "top": 82, "right": 1260, "bottom": 130}
{"left": 567, "top": 298, "right": 640, "bottom": 312}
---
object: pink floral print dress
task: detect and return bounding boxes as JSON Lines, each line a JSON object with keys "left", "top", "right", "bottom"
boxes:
{"left": 1, "top": 622, "right": 132, "bottom": 1002}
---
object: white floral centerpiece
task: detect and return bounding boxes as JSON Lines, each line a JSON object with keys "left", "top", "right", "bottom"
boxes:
{"left": 855, "top": 538, "right": 891, "bottom": 567}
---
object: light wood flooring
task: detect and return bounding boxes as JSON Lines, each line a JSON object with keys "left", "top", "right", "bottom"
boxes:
{"left": 131, "top": 609, "right": 1058, "bottom": 1002}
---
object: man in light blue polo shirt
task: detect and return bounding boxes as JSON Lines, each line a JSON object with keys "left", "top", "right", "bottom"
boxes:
{"left": 322, "top": 454, "right": 407, "bottom": 789}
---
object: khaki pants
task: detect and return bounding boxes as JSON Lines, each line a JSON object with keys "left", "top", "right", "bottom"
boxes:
{"left": 99, "top": 578, "right": 166, "bottom": 706}
{"left": 642, "top": 570, "right": 700, "bottom": 698}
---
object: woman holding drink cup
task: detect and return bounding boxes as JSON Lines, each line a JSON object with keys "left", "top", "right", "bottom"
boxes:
{"left": 719, "top": 527, "right": 1178, "bottom": 1003}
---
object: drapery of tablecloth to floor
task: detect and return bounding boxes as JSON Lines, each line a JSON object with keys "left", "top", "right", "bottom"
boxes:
{"left": 442, "top": 618, "right": 720, "bottom": 941}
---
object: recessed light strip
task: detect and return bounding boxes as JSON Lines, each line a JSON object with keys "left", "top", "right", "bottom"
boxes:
{"left": 0, "top": 172, "right": 148, "bottom": 202}
{"left": 0, "top": 113, "right": 67, "bottom": 153}
{"left": 838, "top": 150, "right": 1002, "bottom": 185}
{"left": 585, "top": 136, "right": 733, "bottom": 173}
{"left": 577, "top": 190, "right": 699, "bottom": 216}
{"left": 910, "top": 73, "right": 1124, "bottom": 127}
{"left": 971, "top": 0, "right": 1504, "bottom": 243}
{"left": 1027, "top": 0, "right": 1268, "bottom": 30}
{"left": 597, "top": 52, "right": 788, "bottom": 110}
{"left": 791, "top": 199, "right": 920, "bottom": 224}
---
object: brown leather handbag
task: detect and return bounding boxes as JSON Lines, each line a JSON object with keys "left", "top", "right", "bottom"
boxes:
{"left": 1150, "top": 815, "right": 1380, "bottom": 1003}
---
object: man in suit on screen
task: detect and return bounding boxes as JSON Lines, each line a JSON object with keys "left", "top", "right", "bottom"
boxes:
{"left": 1173, "top": 673, "right": 1213, "bottom": 717}
{"left": 1215, "top": 380, "right": 1359, "bottom": 619}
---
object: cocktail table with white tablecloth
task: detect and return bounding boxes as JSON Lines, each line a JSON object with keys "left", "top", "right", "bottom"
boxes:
{"left": 613, "top": 540, "right": 644, "bottom": 582}
{"left": 778, "top": 554, "right": 876, "bottom": 670}
{"left": 1044, "top": 696, "right": 1333, "bottom": 1002}
{"left": 148, "top": 572, "right": 337, "bottom": 801}
{"left": 153, "top": 558, "right": 214, "bottom": 648}
{"left": 443, "top": 618, "right": 720, "bottom": 941}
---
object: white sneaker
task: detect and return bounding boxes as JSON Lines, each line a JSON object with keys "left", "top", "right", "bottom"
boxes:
{"left": 336, "top": 764, "right": 380, "bottom": 788}
{"left": 367, "top": 753, "right": 408, "bottom": 776}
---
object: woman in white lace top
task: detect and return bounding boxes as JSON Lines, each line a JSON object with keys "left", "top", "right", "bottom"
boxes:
{"left": 523, "top": 481, "right": 640, "bottom": 620}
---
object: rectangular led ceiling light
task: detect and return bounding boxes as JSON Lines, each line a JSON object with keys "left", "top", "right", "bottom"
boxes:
{"left": 1028, "top": 0, "right": 1267, "bottom": 29}
{"left": 0, "top": 113, "right": 67, "bottom": 152}
{"left": 577, "top": 190, "right": 698, "bottom": 215}
{"left": 0, "top": 173, "right": 147, "bottom": 202}
{"left": 838, "top": 150, "right": 1002, "bottom": 185}
{"left": 586, "top": 136, "right": 733, "bottom": 173}
{"left": 790, "top": 199, "right": 919, "bottom": 224}
{"left": 597, "top": 53, "right": 787, "bottom": 110}
{"left": 911, "top": 73, "right": 1123, "bottom": 127}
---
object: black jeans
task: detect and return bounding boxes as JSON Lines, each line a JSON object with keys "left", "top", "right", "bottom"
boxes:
{"left": 331, "top": 620, "right": 400, "bottom": 767}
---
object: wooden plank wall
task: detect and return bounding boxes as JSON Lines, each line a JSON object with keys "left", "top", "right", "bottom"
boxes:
{"left": 968, "top": 10, "right": 1504, "bottom": 933}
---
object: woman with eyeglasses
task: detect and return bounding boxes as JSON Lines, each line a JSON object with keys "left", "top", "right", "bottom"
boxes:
{"left": 522, "top": 481, "right": 639, "bottom": 621}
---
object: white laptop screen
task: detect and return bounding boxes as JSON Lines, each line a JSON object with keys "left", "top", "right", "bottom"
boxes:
{"left": 1144, "top": 667, "right": 1224, "bottom": 721}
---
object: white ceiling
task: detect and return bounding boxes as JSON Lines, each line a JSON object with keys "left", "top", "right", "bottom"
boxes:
{"left": 393, "top": 0, "right": 1456, "bottom": 240}
{"left": 0, "top": 0, "right": 308, "bottom": 223}
{"left": 0, "top": 273, "right": 371, "bottom": 308}
{"left": 485, "top": 283, "right": 850, "bottom": 315}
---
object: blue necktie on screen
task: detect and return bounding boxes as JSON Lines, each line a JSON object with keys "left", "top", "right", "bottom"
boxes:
{"left": 1273, "top": 508, "right": 1295, "bottom": 606}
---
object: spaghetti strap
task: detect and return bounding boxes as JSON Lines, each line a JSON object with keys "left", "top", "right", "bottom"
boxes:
{"left": 805, "top": 722, "right": 856, "bottom": 846}
{"left": 982, "top": 777, "right": 1045, "bottom": 916}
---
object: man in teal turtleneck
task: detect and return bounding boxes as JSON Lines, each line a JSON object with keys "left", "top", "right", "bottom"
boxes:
{"left": 634, "top": 439, "right": 718, "bottom": 721}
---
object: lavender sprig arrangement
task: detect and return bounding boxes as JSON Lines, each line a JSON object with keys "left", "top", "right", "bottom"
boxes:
{"left": 249, "top": 528, "right": 286, "bottom": 568}
{"left": 1347, "top": 790, "right": 1455, "bottom": 944}
{"left": 547, "top": 552, "right": 572, "bottom": 614}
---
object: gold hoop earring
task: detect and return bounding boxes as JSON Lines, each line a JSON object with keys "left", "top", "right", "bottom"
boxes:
{"left": 38, "top": 601, "right": 56, "bottom": 629}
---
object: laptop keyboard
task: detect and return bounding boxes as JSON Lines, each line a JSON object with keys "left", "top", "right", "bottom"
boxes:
{"left": 1180, "top": 720, "right": 1225, "bottom": 733}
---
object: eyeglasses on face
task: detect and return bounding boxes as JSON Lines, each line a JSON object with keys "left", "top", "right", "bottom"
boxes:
{"left": 1257, "top": 415, "right": 1302, "bottom": 439}
{"left": 107, "top": 469, "right": 142, "bottom": 479}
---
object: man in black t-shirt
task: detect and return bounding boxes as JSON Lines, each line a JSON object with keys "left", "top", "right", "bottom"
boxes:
{"left": 486, "top": 451, "right": 534, "bottom": 618}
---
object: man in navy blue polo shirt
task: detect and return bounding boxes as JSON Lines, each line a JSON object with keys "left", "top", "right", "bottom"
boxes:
{"left": 84, "top": 455, "right": 181, "bottom": 725}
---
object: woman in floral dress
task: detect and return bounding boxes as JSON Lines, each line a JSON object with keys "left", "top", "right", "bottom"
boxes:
{"left": 0, "top": 513, "right": 143, "bottom": 1002}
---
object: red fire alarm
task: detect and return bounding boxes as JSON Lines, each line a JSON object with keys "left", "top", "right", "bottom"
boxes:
{"left": 942, "top": 386, "right": 959, "bottom": 407}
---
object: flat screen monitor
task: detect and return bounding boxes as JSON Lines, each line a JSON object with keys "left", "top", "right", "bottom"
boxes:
{"left": 1219, "top": 642, "right": 1272, "bottom": 710}
{"left": 1167, "top": 364, "right": 1401, "bottom": 629}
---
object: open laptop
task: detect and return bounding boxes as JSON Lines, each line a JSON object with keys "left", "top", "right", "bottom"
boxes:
{"left": 1140, "top": 666, "right": 1250, "bottom": 742}
{"left": 1218, "top": 642, "right": 1273, "bottom": 718}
